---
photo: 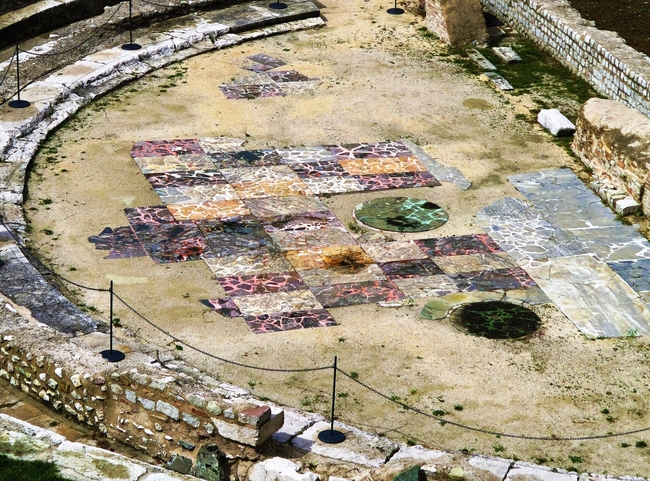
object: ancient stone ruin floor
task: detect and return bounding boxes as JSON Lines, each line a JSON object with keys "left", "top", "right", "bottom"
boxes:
{"left": 4, "top": 0, "right": 650, "bottom": 478}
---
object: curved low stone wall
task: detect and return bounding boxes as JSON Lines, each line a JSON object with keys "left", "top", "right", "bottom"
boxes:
{"left": 481, "top": 0, "right": 650, "bottom": 119}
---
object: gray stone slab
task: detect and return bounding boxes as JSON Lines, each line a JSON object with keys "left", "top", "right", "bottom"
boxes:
{"left": 483, "top": 71, "right": 513, "bottom": 90}
{"left": 292, "top": 421, "right": 398, "bottom": 468}
{"left": 522, "top": 255, "right": 650, "bottom": 338}
{"left": 608, "top": 259, "right": 650, "bottom": 294}
{"left": 0, "top": 244, "right": 102, "bottom": 335}
{"left": 209, "top": 0, "right": 320, "bottom": 33}
{"left": 466, "top": 49, "right": 496, "bottom": 71}
{"left": 506, "top": 462, "right": 577, "bottom": 481}
{"left": 492, "top": 46, "right": 522, "bottom": 63}
{"left": 477, "top": 197, "right": 590, "bottom": 261}
{"left": 400, "top": 139, "right": 471, "bottom": 190}
{"left": 510, "top": 169, "right": 650, "bottom": 262}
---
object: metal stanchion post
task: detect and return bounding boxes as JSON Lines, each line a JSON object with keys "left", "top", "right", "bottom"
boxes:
{"left": 9, "top": 45, "right": 30, "bottom": 109}
{"left": 101, "top": 281, "right": 125, "bottom": 362}
{"left": 269, "top": 0, "right": 288, "bottom": 10}
{"left": 387, "top": 0, "right": 405, "bottom": 15}
{"left": 318, "top": 356, "right": 346, "bottom": 444}
{"left": 122, "top": 0, "right": 142, "bottom": 50}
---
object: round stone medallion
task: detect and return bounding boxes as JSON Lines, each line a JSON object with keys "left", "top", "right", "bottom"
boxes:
{"left": 450, "top": 301, "right": 541, "bottom": 339}
{"left": 353, "top": 197, "right": 448, "bottom": 233}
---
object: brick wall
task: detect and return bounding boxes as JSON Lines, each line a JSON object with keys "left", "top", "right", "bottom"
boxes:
{"left": 481, "top": 0, "right": 650, "bottom": 119}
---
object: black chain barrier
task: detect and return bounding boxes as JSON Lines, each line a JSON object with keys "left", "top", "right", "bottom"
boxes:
{"left": 18, "top": 2, "right": 126, "bottom": 58}
{"left": 0, "top": 50, "right": 16, "bottom": 88}
{"left": 112, "top": 291, "right": 332, "bottom": 373}
{"left": 337, "top": 368, "right": 650, "bottom": 441}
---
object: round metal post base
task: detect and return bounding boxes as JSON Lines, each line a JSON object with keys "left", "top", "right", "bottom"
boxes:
{"left": 269, "top": 2, "right": 288, "bottom": 9}
{"left": 9, "top": 100, "right": 30, "bottom": 109}
{"left": 100, "top": 349, "right": 126, "bottom": 362}
{"left": 122, "top": 43, "right": 142, "bottom": 51}
{"left": 387, "top": 7, "right": 405, "bottom": 14}
{"left": 317, "top": 429, "right": 346, "bottom": 444}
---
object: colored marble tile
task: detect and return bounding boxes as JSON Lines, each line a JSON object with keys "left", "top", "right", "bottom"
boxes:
{"left": 415, "top": 233, "right": 503, "bottom": 257}
{"left": 204, "top": 252, "right": 293, "bottom": 277}
{"left": 432, "top": 252, "right": 519, "bottom": 274}
{"left": 157, "top": 184, "right": 240, "bottom": 204}
{"left": 378, "top": 259, "right": 444, "bottom": 279}
{"left": 197, "top": 136, "right": 246, "bottom": 154}
{"left": 268, "top": 227, "right": 357, "bottom": 251}
{"left": 267, "top": 70, "right": 310, "bottom": 83}
{"left": 130, "top": 139, "right": 204, "bottom": 158}
{"left": 168, "top": 200, "right": 251, "bottom": 221}
{"left": 125, "top": 205, "right": 176, "bottom": 225}
{"left": 218, "top": 272, "right": 305, "bottom": 296}
{"left": 201, "top": 297, "right": 242, "bottom": 317}
{"left": 146, "top": 170, "right": 227, "bottom": 188}
{"left": 340, "top": 156, "right": 428, "bottom": 176}
{"left": 221, "top": 165, "right": 313, "bottom": 198}
{"left": 227, "top": 73, "right": 274, "bottom": 86}
{"left": 310, "top": 280, "right": 405, "bottom": 307}
{"left": 325, "top": 141, "right": 413, "bottom": 160}
{"left": 277, "top": 81, "right": 321, "bottom": 95}
{"left": 355, "top": 171, "right": 441, "bottom": 191}
{"left": 355, "top": 197, "right": 448, "bottom": 233}
{"left": 299, "top": 264, "right": 386, "bottom": 286}
{"left": 88, "top": 226, "right": 147, "bottom": 259}
{"left": 276, "top": 146, "right": 336, "bottom": 164}
{"left": 524, "top": 255, "right": 650, "bottom": 338}
{"left": 401, "top": 139, "right": 471, "bottom": 190}
{"left": 197, "top": 217, "right": 276, "bottom": 257}
{"left": 233, "top": 289, "right": 323, "bottom": 316}
{"left": 448, "top": 267, "right": 536, "bottom": 292}
{"left": 262, "top": 211, "right": 344, "bottom": 233}
{"left": 243, "top": 196, "right": 328, "bottom": 218}
{"left": 300, "top": 176, "right": 365, "bottom": 194}
{"left": 248, "top": 53, "right": 286, "bottom": 68}
{"left": 208, "top": 150, "right": 283, "bottom": 169}
{"left": 289, "top": 159, "right": 349, "bottom": 178}
{"left": 243, "top": 62, "right": 275, "bottom": 72}
{"left": 286, "top": 245, "right": 374, "bottom": 271}
{"left": 219, "top": 84, "right": 285, "bottom": 100}
{"left": 360, "top": 240, "right": 429, "bottom": 263}
{"left": 392, "top": 275, "right": 459, "bottom": 298}
{"left": 133, "top": 154, "right": 216, "bottom": 174}
{"left": 244, "top": 309, "right": 336, "bottom": 333}
{"left": 125, "top": 206, "right": 208, "bottom": 263}
{"left": 146, "top": 170, "right": 238, "bottom": 204}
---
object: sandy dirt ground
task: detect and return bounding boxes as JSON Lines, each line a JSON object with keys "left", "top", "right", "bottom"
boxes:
{"left": 22, "top": 0, "right": 650, "bottom": 476}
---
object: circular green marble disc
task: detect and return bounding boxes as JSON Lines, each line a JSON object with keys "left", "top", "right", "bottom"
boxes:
{"left": 353, "top": 197, "right": 448, "bottom": 233}
{"left": 450, "top": 301, "right": 541, "bottom": 339}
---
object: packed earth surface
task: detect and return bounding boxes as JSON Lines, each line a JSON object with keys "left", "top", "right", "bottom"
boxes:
{"left": 15, "top": 0, "right": 650, "bottom": 478}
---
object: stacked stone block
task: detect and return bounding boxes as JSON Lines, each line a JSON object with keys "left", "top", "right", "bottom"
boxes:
{"left": 481, "top": 0, "right": 650, "bottom": 119}
{"left": 573, "top": 98, "right": 650, "bottom": 215}
{"left": 0, "top": 317, "right": 283, "bottom": 468}
{"left": 425, "top": 0, "right": 488, "bottom": 47}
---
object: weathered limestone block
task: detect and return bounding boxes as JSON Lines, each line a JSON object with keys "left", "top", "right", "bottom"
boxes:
{"left": 537, "top": 109, "right": 575, "bottom": 137}
{"left": 212, "top": 411, "right": 284, "bottom": 447}
{"left": 425, "top": 0, "right": 488, "bottom": 47}
{"left": 572, "top": 98, "right": 650, "bottom": 214}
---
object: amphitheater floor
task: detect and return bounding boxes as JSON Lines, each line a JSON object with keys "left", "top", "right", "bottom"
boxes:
{"left": 18, "top": 0, "right": 650, "bottom": 476}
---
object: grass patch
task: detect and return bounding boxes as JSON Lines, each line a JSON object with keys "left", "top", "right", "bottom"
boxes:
{"left": 0, "top": 454, "right": 73, "bottom": 481}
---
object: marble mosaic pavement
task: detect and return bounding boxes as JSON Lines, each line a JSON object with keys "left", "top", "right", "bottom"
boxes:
{"left": 219, "top": 53, "right": 321, "bottom": 99}
{"left": 477, "top": 169, "right": 650, "bottom": 338}
{"left": 90, "top": 138, "right": 534, "bottom": 333}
